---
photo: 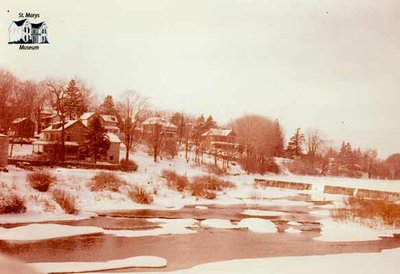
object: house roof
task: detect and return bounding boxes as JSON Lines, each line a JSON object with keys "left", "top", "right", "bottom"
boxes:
{"left": 12, "top": 117, "right": 32, "bottom": 124}
{"left": 202, "top": 128, "right": 233, "bottom": 137}
{"left": 101, "top": 115, "right": 117, "bottom": 123}
{"left": 42, "top": 120, "right": 81, "bottom": 132}
{"left": 13, "top": 19, "right": 28, "bottom": 27}
{"left": 107, "top": 133, "right": 121, "bottom": 143}
{"left": 80, "top": 112, "right": 96, "bottom": 120}
{"left": 143, "top": 117, "right": 177, "bottom": 129}
{"left": 31, "top": 22, "right": 45, "bottom": 28}
{"left": 41, "top": 113, "right": 59, "bottom": 120}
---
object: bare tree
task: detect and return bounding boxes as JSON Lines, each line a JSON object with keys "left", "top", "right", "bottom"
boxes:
{"left": 0, "top": 69, "right": 17, "bottom": 130}
{"left": 364, "top": 149, "right": 378, "bottom": 179}
{"left": 145, "top": 121, "right": 164, "bottom": 163}
{"left": 306, "top": 129, "right": 325, "bottom": 159}
{"left": 118, "top": 90, "right": 147, "bottom": 160}
{"left": 33, "top": 81, "right": 50, "bottom": 134}
{"left": 47, "top": 79, "right": 67, "bottom": 163}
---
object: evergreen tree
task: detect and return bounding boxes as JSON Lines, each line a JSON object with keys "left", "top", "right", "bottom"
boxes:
{"left": 83, "top": 115, "right": 110, "bottom": 163}
{"left": 338, "top": 142, "right": 360, "bottom": 177}
{"left": 194, "top": 114, "right": 206, "bottom": 136}
{"left": 193, "top": 114, "right": 206, "bottom": 164}
{"left": 170, "top": 112, "right": 185, "bottom": 143}
{"left": 286, "top": 128, "right": 304, "bottom": 159}
{"left": 273, "top": 119, "right": 285, "bottom": 157}
{"left": 98, "top": 95, "right": 117, "bottom": 115}
{"left": 63, "top": 79, "right": 85, "bottom": 120}
{"left": 205, "top": 115, "right": 217, "bottom": 131}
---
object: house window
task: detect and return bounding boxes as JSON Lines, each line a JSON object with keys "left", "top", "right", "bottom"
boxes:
{"left": 66, "top": 135, "right": 71, "bottom": 141}
{"left": 110, "top": 156, "right": 114, "bottom": 161}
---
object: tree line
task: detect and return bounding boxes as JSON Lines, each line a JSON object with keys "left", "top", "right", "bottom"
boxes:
{"left": 0, "top": 68, "right": 399, "bottom": 179}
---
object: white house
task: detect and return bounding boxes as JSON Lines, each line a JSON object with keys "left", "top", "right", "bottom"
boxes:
{"left": 31, "top": 22, "right": 48, "bottom": 43}
{"left": 8, "top": 19, "right": 31, "bottom": 43}
{"left": 8, "top": 19, "right": 48, "bottom": 44}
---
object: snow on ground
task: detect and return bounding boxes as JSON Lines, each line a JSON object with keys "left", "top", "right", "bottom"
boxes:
{"left": 237, "top": 218, "right": 277, "bottom": 233}
{"left": 241, "top": 209, "right": 288, "bottom": 217}
{"left": 194, "top": 205, "right": 208, "bottom": 210}
{"left": 0, "top": 147, "right": 319, "bottom": 222}
{"left": 0, "top": 212, "right": 94, "bottom": 225}
{"left": 309, "top": 209, "right": 332, "bottom": 217}
{"left": 285, "top": 227, "right": 302, "bottom": 234}
{"left": 2, "top": 144, "right": 399, "bottom": 226}
{"left": 200, "top": 219, "right": 236, "bottom": 229}
{"left": 0, "top": 224, "right": 103, "bottom": 241}
{"left": 0, "top": 219, "right": 199, "bottom": 241}
{"left": 104, "top": 218, "right": 198, "bottom": 237}
{"left": 123, "top": 248, "right": 400, "bottom": 274}
{"left": 29, "top": 256, "right": 167, "bottom": 273}
{"left": 287, "top": 221, "right": 302, "bottom": 226}
{"left": 314, "top": 218, "right": 400, "bottom": 242}
{"left": 261, "top": 173, "right": 400, "bottom": 193}
{"left": 9, "top": 144, "right": 34, "bottom": 157}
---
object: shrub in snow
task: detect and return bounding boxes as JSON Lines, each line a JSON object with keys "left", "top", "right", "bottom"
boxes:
{"left": 161, "top": 169, "right": 189, "bottom": 192}
{"left": 190, "top": 175, "right": 235, "bottom": 200}
{"left": 127, "top": 186, "right": 154, "bottom": 204}
{"left": 239, "top": 157, "right": 280, "bottom": 175}
{"left": 204, "top": 164, "right": 226, "bottom": 176}
{"left": 27, "top": 170, "right": 56, "bottom": 192}
{"left": 89, "top": 172, "right": 127, "bottom": 192}
{"left": 0, "top": 193, "right": 26, "bottom": 214}
{"left": 120, "top": 158, "right": 138, "bottom": 172}
{"left": 333, "top": 196, "right": 400, "bottom": 227}
{"left": 52, "top": 189, "right": 78, "bottom": 214}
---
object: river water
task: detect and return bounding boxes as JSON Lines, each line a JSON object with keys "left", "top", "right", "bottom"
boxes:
{"left": 1, "top": 198, "right": 399, "bottom": 273}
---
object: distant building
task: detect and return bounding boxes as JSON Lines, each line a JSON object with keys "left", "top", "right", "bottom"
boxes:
{"left": 201, "top": 128, "right": 240, "bottom": 152}
{"left": 102, "top": 133, "right": 121, "bottom": 164}
{"left": 11, "top": 117, "right": 35, "bottom": 138}
{"left": 40, "top": 111, "right": 61, "bottom": 132}
{"left": 80, "top": 112, "right": 120, "bottom": 134}
{"left": 100, "top": 115, "right": 120, "bottom": 134}
{"left": 142, "top": 117, "right": 177, "bottom": 138}
{"left": 33, "top": 118, "right": 121, "bottom": 164}
{"left": 33, "top": 120, "right": 87, "bottom": 159}
{"left": 80, "top": 112, "right": 96, "bottom": 127}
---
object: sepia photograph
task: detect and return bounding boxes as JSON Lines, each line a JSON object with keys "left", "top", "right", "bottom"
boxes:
{"left": 0, "top": 0, "right": 399, "bottom": 273}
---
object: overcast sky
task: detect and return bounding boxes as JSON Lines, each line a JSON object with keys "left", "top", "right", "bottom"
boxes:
{"left": 1, "top": 0, "right": 399, "bottom": 158}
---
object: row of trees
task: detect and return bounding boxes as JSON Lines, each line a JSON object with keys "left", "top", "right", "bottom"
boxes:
{"left": 1, "top": 68, "right": 399, "bottom": 179}
{"left": 0, "top": 69, "right": 93, "bottom": 135}
{"left": 284, "top": 127, "right": 400, "bottom": 180}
